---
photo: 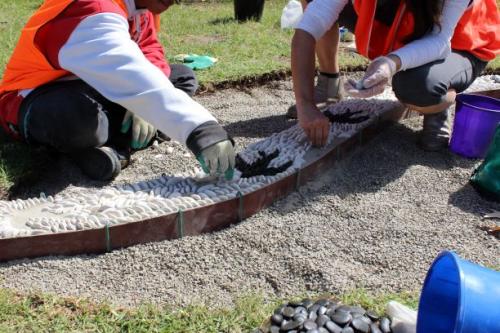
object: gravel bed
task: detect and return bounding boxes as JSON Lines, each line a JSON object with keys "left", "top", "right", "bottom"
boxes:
{"left": 0, "top": 76, "right": 499, "bottom": 308}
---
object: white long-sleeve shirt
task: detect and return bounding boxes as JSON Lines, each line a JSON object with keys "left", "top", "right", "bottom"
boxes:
{"left": 296, "top": 0, "right": 472, "bottom": 71}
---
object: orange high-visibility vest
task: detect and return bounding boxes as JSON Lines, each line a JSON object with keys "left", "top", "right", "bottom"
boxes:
{"left": 353, "top": 0, "right": 500, "bottom": 61}
{"left": 0, "top": 0, "right": 161, "bottom": 94}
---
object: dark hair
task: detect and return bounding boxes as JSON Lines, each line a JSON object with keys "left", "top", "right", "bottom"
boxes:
{"left": 405, "top": 0, "right": 443, "bottom": 42}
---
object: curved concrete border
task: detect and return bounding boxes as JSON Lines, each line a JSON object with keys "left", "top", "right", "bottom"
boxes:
{"left": 0, "top": 106, "right": 413, "bottom": 262}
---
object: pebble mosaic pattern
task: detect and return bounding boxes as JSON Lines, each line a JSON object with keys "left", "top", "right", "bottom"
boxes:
{"left": 0, "top": 76, "right": 498, "bottom": 239}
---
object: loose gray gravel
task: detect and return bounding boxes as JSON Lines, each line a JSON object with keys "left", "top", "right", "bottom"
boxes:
{"left": 1, "top": 77, "right": 499, "bottom": 308}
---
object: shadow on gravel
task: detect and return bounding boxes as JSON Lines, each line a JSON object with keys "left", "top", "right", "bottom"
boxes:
{"left": 297, "top": 122, "right": 480, "bottom": 201}
{"left": 449, "top": 184, "right": 500, "bottom": 216}
{"left": 9, "top": 154, "right": 114, "bottom": 201}
{"left": 223, "top": 114, "right": 295, "bottom": 139}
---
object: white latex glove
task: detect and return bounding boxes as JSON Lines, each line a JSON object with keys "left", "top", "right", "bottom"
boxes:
{"left": 344, "top": 56, "right": 398, "bottom": 98}
{"left": 386, "top": 301, "right": 417, "bottom": 333}
{"left": 196, "top": 140, "right": 236, "bottom": 180}
{"left": 121, "top": 110, "right": 156, "bottom": 149}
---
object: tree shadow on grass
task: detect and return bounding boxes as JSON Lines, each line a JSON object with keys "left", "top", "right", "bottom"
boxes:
{"left": 209, "top": 17, "right": 236, "bottom": 25}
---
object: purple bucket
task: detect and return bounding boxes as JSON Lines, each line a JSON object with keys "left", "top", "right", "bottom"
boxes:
{"left": 450, "top": 93, "right": 500, "bottom": 158}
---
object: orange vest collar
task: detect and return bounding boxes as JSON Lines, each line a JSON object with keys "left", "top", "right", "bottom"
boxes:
{"left": 354, "top": 0, "right": 410, "bottom": 59}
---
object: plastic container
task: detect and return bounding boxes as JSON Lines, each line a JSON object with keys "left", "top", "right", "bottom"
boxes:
{"left": 280, "top": 0, "right": 302, "bottom": 29}
{"left": 417, "top": 251, "right": 500, "bottom": 333}
{"left": 450, "top": 93, "right": 500, "bottom": 158}
{"left": 234, "top": 0, "right": 265, "bottom": 22}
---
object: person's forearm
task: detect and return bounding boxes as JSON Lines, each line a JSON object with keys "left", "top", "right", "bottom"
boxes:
{"left": 58, "top": 13, "right": 217, "bottom": 145}
{"left": 291, "top": 29, "right": 317, "bottom": 109}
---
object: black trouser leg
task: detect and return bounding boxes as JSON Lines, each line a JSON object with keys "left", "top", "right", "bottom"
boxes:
{"left": 169, "top": 64, "right": 199, "bottom": 97}
{"left": 19, "top": 64, "right": 199, "bottom": 152}
{"left": 18, "top": 80, "right": 127, "bottom": 153}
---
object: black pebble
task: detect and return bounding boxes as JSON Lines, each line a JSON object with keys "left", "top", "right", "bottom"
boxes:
{"left": 308, "top": 311, "right": 318, "bottom": 321}
{"left": 351, "top": 317, "right": 370, "bottom": 333}
{"left": 336, "top": 306, "right": 352, "bottom": 313}
{"left": 316, "top": 314, "right": 330, "bottom": 327}
{"left": 366, "top": 311, "right": 379, "bottom": 321}
{"left": 318, "top": 306, "right": 328, "bottom": 315}
{"left": 380, "top": 317, "right": 391, "bottom": 333}
{"left": 295, "top": 306, "right": 308, "bottom": 315}
{"left": 271, "top": 314, "right": 283, "bottom": 325}
{"left": 326, "top": 308, "right": 337, "bottom": 318}
{"left": 325, "top": 320, "right": 342, "bottom": 333}
{"left": 370, "top": 323, "right": 383, "bottom": 333}
{"left": 310, "top": 304, "right": 321, "bottom": 313}
{"left": 269, "top": 325, "right": 280, "bottom": 333}
{"left": 281, "top": 319, "right": 302, "bottom": 331}
{"left": 349, "top": 306, "right": 366, "bottom": 315}
{"left": 341, "top": 327, "right": 354, "bottom": 333}
{"left": 304, "top": 319, "right": 319, "bottom": 330}
{"left": 360, "top": 316, "right": 372, "bottom": 325}
{"left": 315, "top": 299, "right": 330, "bottom": 307}
{"left": 302, "top": 299, "right": 314, "bottom": 308}
{"left": 331, "top": 311, "right": 352, "bottom": 325}
{"left": 293, "top": 313, "right": 307, "bottom": 323}
{"left": 282, "top": 306, "right": 296, "bottom": 318}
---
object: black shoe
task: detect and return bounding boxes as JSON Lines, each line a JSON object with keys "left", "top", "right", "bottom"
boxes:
{"left": 71, "top": 146, "right": 123, "bottom": 181}
{"left": 418, "top": 109, "right": 451, "bottom": 152}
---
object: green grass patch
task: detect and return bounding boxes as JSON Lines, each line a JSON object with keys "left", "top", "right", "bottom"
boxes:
{"left": 159, "top": 0, "right": 367, "bottom": 86}
{"left": 0, "top": 288, "right": 419, "bottom": 332}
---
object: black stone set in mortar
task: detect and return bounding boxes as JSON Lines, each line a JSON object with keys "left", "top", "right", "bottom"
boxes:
{"left": 236, "top": 149, "right": 293, "bottom": 178}
{"left": 264, "top": 298, "right": 392, "bottom": 333}
{"left": 236, "top": 109, "right": 370, "bottom": 179}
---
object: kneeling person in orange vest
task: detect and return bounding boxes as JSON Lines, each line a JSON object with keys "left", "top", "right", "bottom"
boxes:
{"left": 291, "top": 0, "right": 499, "bottom": 150}
{"left": 0, "top": 0, "right": 235, "bottom": 181}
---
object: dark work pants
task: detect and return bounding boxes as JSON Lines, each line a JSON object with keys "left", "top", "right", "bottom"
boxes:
{"left": 18, "top": 64, "right": 198, "bottom": 153}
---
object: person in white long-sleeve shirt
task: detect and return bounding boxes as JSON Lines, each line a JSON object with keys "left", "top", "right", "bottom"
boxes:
{"left": 291, "top": 0, "right": 499, "bottom": 151}
{"left": 0, "top": 0, "right": 235, "bottom": 181}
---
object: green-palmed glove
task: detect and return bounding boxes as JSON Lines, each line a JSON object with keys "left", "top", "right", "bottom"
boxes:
{"left": 196, "top": 140, "right": 235, "bottom": 180}
{"left": 183, "top": 54, "right": 217, "bottom": 70}
{"left": 121, "top": 110, "right": 156, "bottom": 150}
{"left": 470, "top": 124, "right": 500, "bottom": 201}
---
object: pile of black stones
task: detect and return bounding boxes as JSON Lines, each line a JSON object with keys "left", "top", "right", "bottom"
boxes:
{"left": 264, "top": 298, "right": 392, "bottom": 333}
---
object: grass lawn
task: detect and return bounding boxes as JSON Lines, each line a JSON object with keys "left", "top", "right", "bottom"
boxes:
{"left": 0, "top": 288, "right": 419, "bottom": 332}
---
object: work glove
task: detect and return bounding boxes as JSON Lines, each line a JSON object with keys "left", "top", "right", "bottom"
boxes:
{"left": 344, "top": 56, "right": 398, "bottom": 98}
{"left": 196, "top": 140, "right": 236, "bottom": 180}
{"left": 174, "top": 54, "right": 217, "bottom": 70}
{"left": 121, "top": 110, "right": 156, "bottom": 150}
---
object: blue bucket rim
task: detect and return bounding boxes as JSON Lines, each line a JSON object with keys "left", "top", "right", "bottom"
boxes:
{"left": 457, "top": 93, "right": 500, "bottom": 114}
{"left": 418, "top": 250, "right": 465, "bottom": 333}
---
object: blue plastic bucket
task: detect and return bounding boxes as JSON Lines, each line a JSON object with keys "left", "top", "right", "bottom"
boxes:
{"left": 417, "top": 251, "right": 500, "bottom": 333}
{"left": 450, "top": 94, "right": 500, "bottom": 158}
